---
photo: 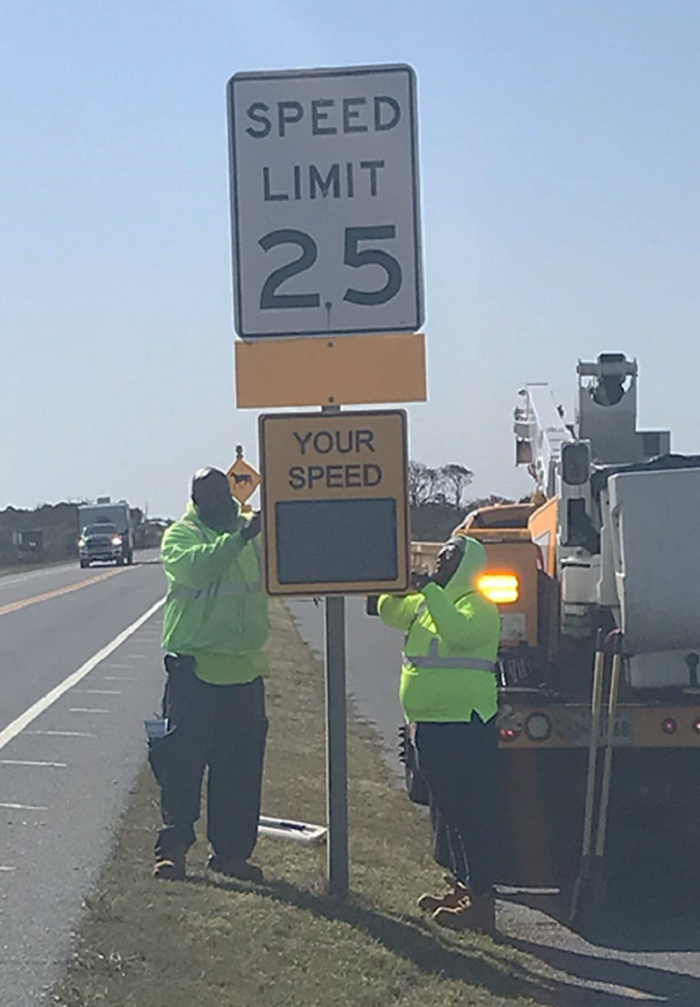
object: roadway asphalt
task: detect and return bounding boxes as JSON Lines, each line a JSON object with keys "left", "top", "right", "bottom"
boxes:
{"left": 0, "top": 553, "right": 166, "bottom": 1006}
{"left": 289, "top": 597, "right": 700, "bottom": 1007}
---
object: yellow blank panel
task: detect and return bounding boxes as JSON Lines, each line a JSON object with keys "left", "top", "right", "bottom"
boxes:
{"left": 235, "top": 332, "right": 426, "bottom": 408}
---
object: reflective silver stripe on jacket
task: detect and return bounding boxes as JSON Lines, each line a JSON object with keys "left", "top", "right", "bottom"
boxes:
{"left": 403, "top": 638, "right": 496, "bottom": 673}
{"left": 168, "top": 580, "right": 263, "bottom": 602}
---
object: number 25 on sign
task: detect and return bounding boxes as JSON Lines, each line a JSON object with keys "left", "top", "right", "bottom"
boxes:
{"left": 258, "top": 226, "right": 402, "bottom": 313}
{"left": 227, "top": 64, "right": 424, "bottom": 339}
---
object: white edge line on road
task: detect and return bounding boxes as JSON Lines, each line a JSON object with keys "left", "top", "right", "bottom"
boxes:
{"left": 0, "top": 803, "right": 48, "bottom": 811}
{"left": 0, "top": 760, "right": 67, "bottom": 768}
{"left": 25, "top": 731, "right": 97, "bottom": 738}
{"left": 0, "top": 597, "right": 165, "bottom": 753}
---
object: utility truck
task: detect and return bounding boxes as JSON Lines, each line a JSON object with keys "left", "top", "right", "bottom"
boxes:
{"left": 77, "top": 497, "right": 134, "bottom": 567}
{"left": 401, "top": 354, "right": 700, "bottom": 910}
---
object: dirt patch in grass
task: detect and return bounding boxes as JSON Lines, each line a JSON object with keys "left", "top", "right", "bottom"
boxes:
{"left": 54, "top": 600, "right": 583, "bottom": 1007}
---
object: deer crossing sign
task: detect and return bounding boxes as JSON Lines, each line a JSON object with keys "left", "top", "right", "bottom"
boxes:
{"left": 227, "top": 447, "right": 261, "bottom": 506}
{"left": 227, "top": 64, "right": 423, "bottom": 339}
{"left": 259, "top": 410, "right": 409, "bottom": 595}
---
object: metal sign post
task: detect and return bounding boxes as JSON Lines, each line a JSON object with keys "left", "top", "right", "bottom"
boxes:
{"left": 321, "top": 402, "right": 349, "bottom": 897}
{"left": 324, "top": 593, "right": 349, "bottom": 897}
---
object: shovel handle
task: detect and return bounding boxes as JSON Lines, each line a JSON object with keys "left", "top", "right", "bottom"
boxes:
{"left": 581, "top": 630, "right": 606, "bottom": 859}
{"left": 594, "top": 634, "right": 623, "bottom": 859}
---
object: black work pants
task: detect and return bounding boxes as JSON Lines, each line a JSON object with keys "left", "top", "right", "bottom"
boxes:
{"left": 414, "top": 718, "right": 501, "bottom": 895}
{"left": 148, "top": 655, "right": 268, "bottom": 862}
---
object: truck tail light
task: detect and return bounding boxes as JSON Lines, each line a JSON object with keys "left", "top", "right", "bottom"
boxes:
{"left": 478, "top": 573, "right": 519, "bottom": 604}
{"left": 500, "top": 726, "right": 521, "bottom": 742}
{"left": 692, "top": 719, "right": 700, "bottom": 735}
{"left": 662, "top": 718, "right": 678, "bottom": 735}
{"left": 497, "top": 707, "right": 523, "bottom": 742}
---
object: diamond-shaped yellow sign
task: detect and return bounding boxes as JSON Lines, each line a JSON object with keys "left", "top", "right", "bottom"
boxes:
{"left": 227, "top": 452, "right": 260, "bottom": 505}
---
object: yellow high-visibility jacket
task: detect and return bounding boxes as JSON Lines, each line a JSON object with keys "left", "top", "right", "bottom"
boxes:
{"left": 161, "top": 502, "right": 269, "bottom": 685}
{"left": 378, "top": 537, "right": 500, "bottom": 723}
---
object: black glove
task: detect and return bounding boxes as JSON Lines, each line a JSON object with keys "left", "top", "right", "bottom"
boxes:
{"left": 366, "top": 595, "right": 379, "bottom": 616}
{"left": 240, "top": 512, "right": 261, "bottom": 542}
{"left": 429, "top": 567, "right": 450, "bottom": 589}
{"left": 410, "top": 570, "right": 433, "bottom": 591}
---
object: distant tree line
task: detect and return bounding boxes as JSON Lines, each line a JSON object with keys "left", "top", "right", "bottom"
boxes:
{"left": 408, "top": 460, "right": 514, "bottom": 541}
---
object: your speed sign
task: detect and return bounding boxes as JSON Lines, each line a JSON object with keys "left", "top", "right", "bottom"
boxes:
{"left": 226, "top": 64, "right": 423, "bottom": 339}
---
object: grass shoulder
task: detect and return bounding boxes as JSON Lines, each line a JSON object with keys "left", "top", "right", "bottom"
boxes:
{"left": 55, "top": 599, "right": 561, "bottom": 1007}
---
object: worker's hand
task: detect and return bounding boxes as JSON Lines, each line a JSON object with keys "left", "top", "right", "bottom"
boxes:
{"left": 366, "top": 595, "right": 380, "bottom": 616}
{"left": 430, "top": 566, "right": 451, "bottom": 589}
{"left": 429, "top": 539, "right": 464, "bottom": 589}
{"left": 410, "top": 570, "right": 433, "bottom": 591}
{"left": 241, "top": 512, "right": 261, "bottom": 542}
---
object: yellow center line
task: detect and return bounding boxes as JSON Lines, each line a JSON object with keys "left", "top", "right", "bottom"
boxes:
{"left": 0, "top": 568, "right": 128, "bottom": 618}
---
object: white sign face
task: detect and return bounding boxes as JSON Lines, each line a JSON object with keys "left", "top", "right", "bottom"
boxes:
{"left": 227, "top": 64, "right": 423, "bottom": 339}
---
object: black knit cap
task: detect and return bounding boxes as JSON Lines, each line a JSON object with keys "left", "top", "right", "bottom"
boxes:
{"left": 191, "top": 467, "right": 229, "bottom": 503}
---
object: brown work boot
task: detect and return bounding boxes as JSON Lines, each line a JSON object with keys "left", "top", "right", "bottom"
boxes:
{"left": 207, "top": 855, "right": 264, "bottom": 883}
{"left": 432, "top": 891, "right": 496, "bottom": 934}
{"left": 417, "top": 875, "right": 471, "bottom": 913}
{"left": 153, "top": 848, "right": 187, "bottom": 881}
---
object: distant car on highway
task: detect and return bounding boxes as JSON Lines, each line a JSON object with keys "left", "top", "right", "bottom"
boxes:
{"left": 78, "top": 522, "right": 129, "bottom": 568}
{"left": 77, "top": 498, "right": 135, "bottom": 567}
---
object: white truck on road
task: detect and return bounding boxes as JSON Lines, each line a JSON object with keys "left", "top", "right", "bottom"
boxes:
{"left": 77, "top": 498, "right": 135, "bottom": 567}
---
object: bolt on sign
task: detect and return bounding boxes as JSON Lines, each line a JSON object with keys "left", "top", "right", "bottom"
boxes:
{"left": 227, "top": 447, "right": 261, "bottom": 505}
{"left": 227, "top": 64, "right": 423, "bottom": 339}
{"left": 259, "top": 410, "right": 409, "bottom": 595}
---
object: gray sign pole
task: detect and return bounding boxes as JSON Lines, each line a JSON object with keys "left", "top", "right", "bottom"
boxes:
{"left": 322, "top": 404, "right": 349, "bottom": 898}
{"left": 324, "top": 593, "right": 349, "bottom": 897}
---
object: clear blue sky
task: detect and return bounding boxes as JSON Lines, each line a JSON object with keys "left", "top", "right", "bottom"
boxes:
{"left": 2, "top": 0, "right": 698, "bottom": 518}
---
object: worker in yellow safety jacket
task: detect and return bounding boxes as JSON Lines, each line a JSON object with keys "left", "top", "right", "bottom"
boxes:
{"left": 148, "top": 467, "right": 269, "bottom": 883}
{"left": 378, "top": 534, "right": 501, "bottom": 933}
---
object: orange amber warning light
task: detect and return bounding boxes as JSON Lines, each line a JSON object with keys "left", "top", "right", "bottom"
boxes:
{"left": 478, "top": 573, "right": 520, "bottom": 604}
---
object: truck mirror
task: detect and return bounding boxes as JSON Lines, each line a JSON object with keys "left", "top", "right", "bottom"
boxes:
{"left": 562, "top": 442, "right": 590, "bottom": 486}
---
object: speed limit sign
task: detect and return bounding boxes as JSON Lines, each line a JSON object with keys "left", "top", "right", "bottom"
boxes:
{"left": 226, "top": 64, "right": 424, "bottom": 339}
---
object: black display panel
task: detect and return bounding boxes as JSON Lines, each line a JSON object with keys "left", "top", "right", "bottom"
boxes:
{"left": 276, "top": 498, "right": 398, "bottom": 585}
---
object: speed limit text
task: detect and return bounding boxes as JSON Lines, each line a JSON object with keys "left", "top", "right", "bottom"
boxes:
{"left": 245, "top": 95, "right": 401, "bottom": 139}
{"left": 246, "top": 95, "right": 400, "bottom": 203}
